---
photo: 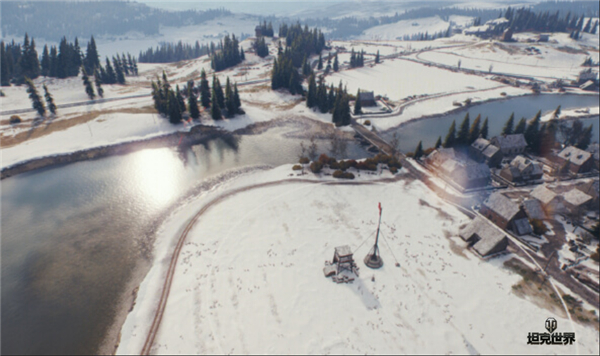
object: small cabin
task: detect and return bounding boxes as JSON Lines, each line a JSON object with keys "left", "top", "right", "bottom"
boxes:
{"left": 358, "top": 91, "right": 376, "bottom": 107}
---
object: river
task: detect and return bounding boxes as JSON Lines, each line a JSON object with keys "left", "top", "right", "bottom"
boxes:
{"left": 1, "top": 94, "right": 598, "bottom": 354}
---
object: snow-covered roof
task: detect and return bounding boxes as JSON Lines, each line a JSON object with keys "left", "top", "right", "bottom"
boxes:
{"left": 563, "top": 189, "right": 592, "bottom": 207}
{"left": 558, "top": 146, "right": 592, "bottom": 166}
{"left": 522, "top": 199, "right": 547, "bottom": 220}
{"left": 510, "top": 155, "right": 543, "bottom": 176}
{"left": 486, "top": 18, "right": 509, "bottom": 26}
{"left": 491, "top": 134, "right": 527, "bottom": 150}
{"left": 460, "top": 216, "right": 507, "bottom": 257}
{"left": 483, "top": 192, "right": 521, "bottom": 222}
{"left": 481, "top": 144, "right": 500, "bottom": 159}
{"left": 472, "top": 138, "right": 491, "bottom": 151}
{"left": 586, "top": 143, "right": 599, "bottom": 161}
{"left": 530, "top": 185, "right": 559, "bottom": 205}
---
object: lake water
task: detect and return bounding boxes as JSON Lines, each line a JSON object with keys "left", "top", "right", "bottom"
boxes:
{"left": 0, "top": 123, "right": 369, "bottom": 355}
{"left": 1, "top": 94, "right": 598, "bottom": 354}
{"left": 382, "top": 93, "right": 599, "bottom": 152}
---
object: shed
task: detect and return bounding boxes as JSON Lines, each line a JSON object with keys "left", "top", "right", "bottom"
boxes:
{"left": 459, "top": 216, "right": 509, "bottom": 257}
{"left": 358, "top": 91, "right": 376, "bottom": 107}
{"left": 522, "top": 199, "right": 547, "bottom": 220}
{"left": 538, "top": 33, "right": 549, "bottom": 42}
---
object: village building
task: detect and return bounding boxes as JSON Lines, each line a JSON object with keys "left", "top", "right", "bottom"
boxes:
{"left": 459, "top": 216, "right": 509, "bottom": 257}
{"left": 555, "top": 146, "right": 594, "bottom": 174}
{"left": 586, "top": 143, "right": 599, "bottom": 169}
{"left": 522, "top": 199, "right": 547, "bottom": 221}
{"left": 426, "top": 148, "right": 490, "bottom": 190}
{"left": 563, "top": 189, "right": 593, "bottom": 213}
{"left": 480, "top": 192, "right": 532, "bottom": 235}
{"left": 575, "top": 180, "right": 599, "bottom": 207}
{"left": 490, "top": 134, "right": 527, "bottom": 156}
{"left": 501, "top": 28, "right": 514, "bottom": 42}
{"left": 537, "top": 33, "right": 550, "bottom": 42}
{"left": 470, "top": 137, "right": 503, "bottom": 167}
{"left": 499, "top": 155, "right": 543, "bottom": 183}
{"left": 530, "top": 185, "right": 564, "bottom": 215}
{"left": 357, "top": 91, "right": 376, "bottom": 107}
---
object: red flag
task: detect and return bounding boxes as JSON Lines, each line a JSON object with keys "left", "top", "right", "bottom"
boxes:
{"left": 378, "top": 202, "right": 381, "bottom": 213}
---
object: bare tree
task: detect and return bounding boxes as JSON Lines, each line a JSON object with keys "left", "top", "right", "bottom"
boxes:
{"left": 307, "top": 135, "right": 318, "bottom": 162}
{"left": 389, "top": 132, "right": 400, "bottom": 157}
{"left": 329, "top": 131, "right": 348, "bottom": 159}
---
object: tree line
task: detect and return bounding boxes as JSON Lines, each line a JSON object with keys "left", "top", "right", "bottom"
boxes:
{"left": 1, "top": 34, "right": 136, "bottom": 86}
{"left": 138, "top": 41, "right": 212, "bottom": 63}
{"left": 151, "top": 69, "right": 242, "bottom": 124}
{"left": 210, "top": 34, "right": 244, "bottom": 72}
{"left": 306, "top": 75, "right": 351, "bottom": 126}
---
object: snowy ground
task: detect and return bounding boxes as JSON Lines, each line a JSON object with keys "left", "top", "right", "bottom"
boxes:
{"left": 116, "top": 165, "right": 600, "bottom": 355}
{"left": 358, "top": 15, "right": 474, "bottom": 41}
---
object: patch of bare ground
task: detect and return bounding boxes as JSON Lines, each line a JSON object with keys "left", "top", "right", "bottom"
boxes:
{"left": 493, "top": 42, "right": 522, "bottom": 55}
{"left": 241, "top": 84, "right": 271, "bottom": 93}
{"left": 246, "top": 97, "right": 303, "bottom": 111}
{"left": 0, "top": 106, "right": 157, "bottom": 148}
{"left": 418, "top": 198, "right": 455, "bottom": 222}
{"left": 556, "top": 46, "right": 588, "bottom": 55}
{"left": 505, "top": 258, "right": 599, "bottom": 330}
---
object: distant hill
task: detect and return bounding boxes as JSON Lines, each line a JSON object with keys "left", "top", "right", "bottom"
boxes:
{"left": 1, "top": 1, "right": 232, "bottom": 41}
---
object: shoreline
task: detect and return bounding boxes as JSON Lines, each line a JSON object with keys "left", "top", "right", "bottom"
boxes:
{"left": 2, "top": 91, "right": 597, "bottom": 180}
{"left": 0, "top": 124, "right": 231, "bottom": 180}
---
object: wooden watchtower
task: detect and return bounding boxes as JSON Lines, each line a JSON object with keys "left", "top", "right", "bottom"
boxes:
{"left": 333, "top": 245, "right": 355, "bottom": 275}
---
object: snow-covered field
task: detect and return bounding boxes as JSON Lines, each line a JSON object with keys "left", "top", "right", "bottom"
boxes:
{"left": 116, "top": 165, "right": 600, "bottom": 355}
{"left": 358, "top": 15, "right": 474, "bottom": 41}
{"left": 325, "top": 56, "right": 501, "bottom": 100}
{"left": 414, "top": 32, "right": 599, "bottom": 82}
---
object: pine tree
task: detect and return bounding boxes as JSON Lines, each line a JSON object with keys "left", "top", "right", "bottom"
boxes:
{"left": 514, "top": 118, "right": 527, "bottom": 134}
{"left": 240, "top": 47, "right": 245, "bottom": 61}
{"left": 1, "top": 43, "right": 10, "bottom": 86}
{"left": 25, "top": 77, "right": 46, "bottom": 117}
{"left": 333, "top": 53, "right": 339, "bottom": 72}
{"left": 414, "top": 141, "right": 424, "bottom": 159}
{"left": 94, "top": 68, "right": 104, "bottom": 98}
{"left": 168, "top": 89, "right": 182, "bottom": 124}
{"left": 113, "top": 56, "right": 125, "bottom": 84}
{"left": 306, "top": 74, "right": 317, "bottom": 109}
{"left": 480, "top": 117, "right": 489, "bottom": 139}
{"left": 502, "top": 113, "right": 514, "bottom": 135}
{"left": 211, "top": 87, "right": 222, "bottom": 120}
{"left": 467, "top": 114, "right": 481, "bottom": 144}
{"left": 41, "top": 45, "right": 50, "bottom": 77}
{"left": 81, "top": 67, "right": 95, "bottom": 100}
{"left": 552, "top": 105, "right": 561, "bottom": 120}
{"left": 375, "top": 50, "right": 380, "bottom": 64}
{"left": 176, "top": 85, "right": 185, "bottom": 113}
{"left": 233, "top": 83, "right": 242, "bottom": 114}
{"left": 199, "top": 69, "right": 211, "bottom": 108}
{"left": 188, "top": 85, "right": 200, "bottom": 120}
{"left": 576, "top": 124, "right": 593, "bottom": 150}
{"left": 42, "top": 84, "right": 57, "bottom": 115}
{"left": 443, "top": 120, "right": 456, "bottom": 148}
{"left": 435, "top": 136, "right": 442, "bottom": 149}
{"left": 456, "top": 113, "right": 470, "bottom": 146}
{"left": 524, "top": 110, "right": 541, "bottom": 148}
{"left": 317, "top": 54, "right": 323, "bottom": 70}
{"left": 354, "top": 88, "right": 362, "bottom": 115}
{"left": 213, "top": 75, "right": 225, "bottom": 109}
{"left": 225, "top": 77, "right": 235, "bottom": 118}
{"left": 104, "top": 57, "right": 116, "bottom": 84}
{"left": 582, "top": 18, "right": 592, "bottom": 33}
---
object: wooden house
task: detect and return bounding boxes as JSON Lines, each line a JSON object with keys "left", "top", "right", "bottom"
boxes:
{"left": 480, "top": 192, "right": 532, "bottom": 235}
{"left": 459, "top": 216, "right": 509, "bottom": 257}
{"left": 555, "top": 146, "right": 593, "bottom": 174}
{"left": 470, "top": 137, "right": 503, "bottom": 167}
{"left": 530, "top": 185, "right": 564, "bottom": 215}
{"left": 358, "top": 91, "right": 376, "bottom": 107}
{"left": 499, "top": 155, "right": 543, "bottom": 183}
{"left": 490, "top": 134, "right": 527, "bottom": 156}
